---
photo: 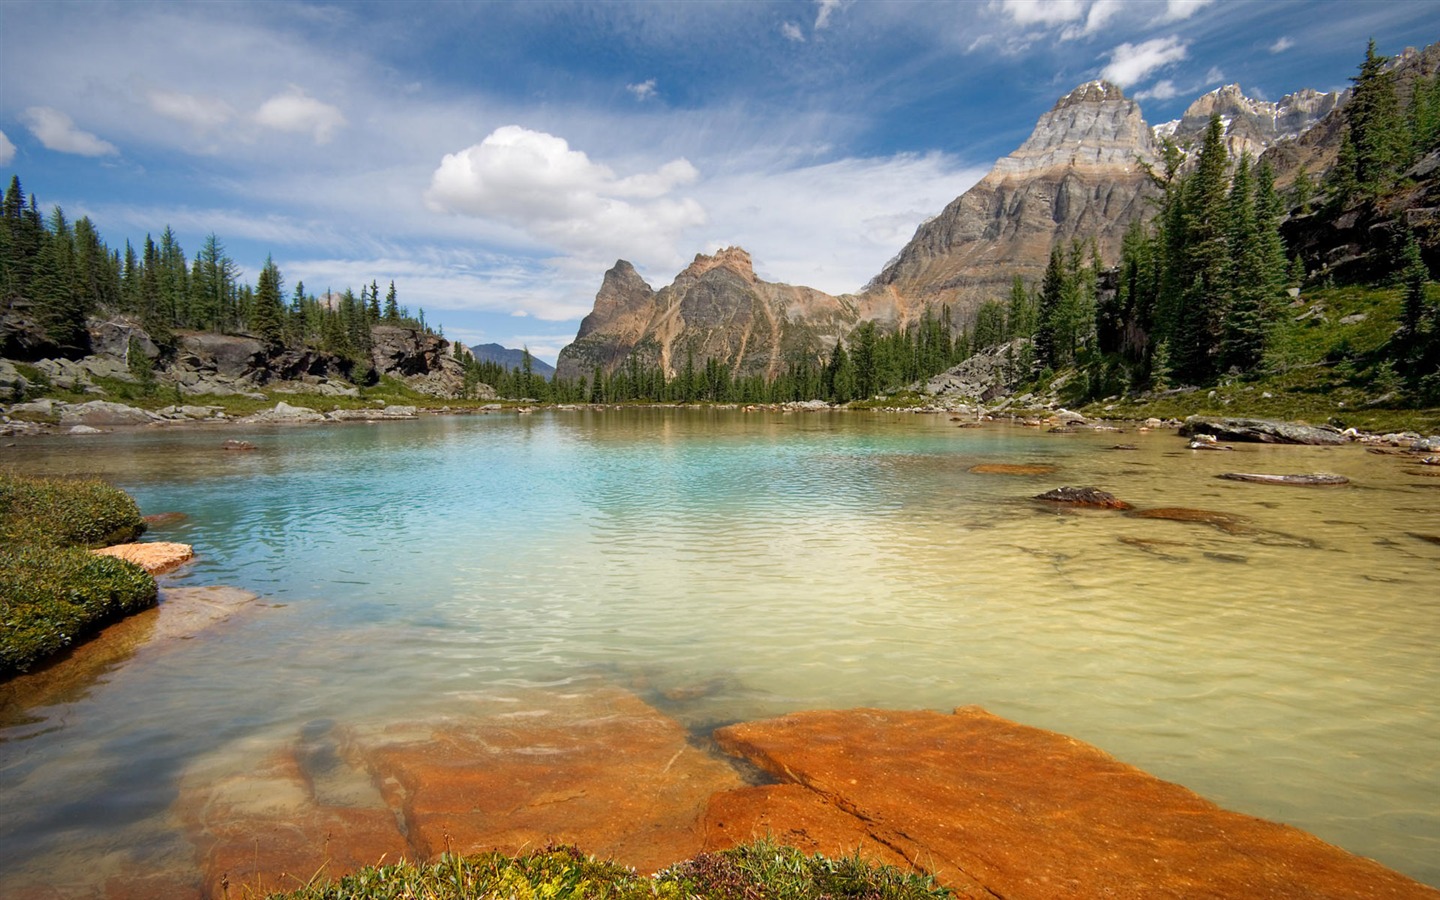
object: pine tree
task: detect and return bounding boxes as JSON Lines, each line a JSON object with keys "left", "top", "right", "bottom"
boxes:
{"left": 1176, "top": 114, "right": 1230, "bottom": 383}
{"left": 1034, "top": 244, "right": 1065, "bottom": 369}
{"left": 251, "top": 255, "right": 286, "bottom": 348}
{"left": 1220, "top": 155, "right": 1269, "bottom": 372}
{"left": 1398, "top": 228, "right": 1430, "bottom": 342}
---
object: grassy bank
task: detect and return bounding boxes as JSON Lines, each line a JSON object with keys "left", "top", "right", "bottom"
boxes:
{"left": 264, "top": 842, "right": 951, "bottom": 900}
{"left": 0, "top": 472, "right": 156, "bottom": 678}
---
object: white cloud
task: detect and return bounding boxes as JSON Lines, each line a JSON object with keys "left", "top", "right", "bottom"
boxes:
{"left": 627, "top": 79, "right": 658, "bottom": 101}
{"left": 1205, "top": 65, "right": 1225, "bottom": 83}
{"left": 1270, "top": 36, "right": 1294, "bottom": 54}
{"left": 1059, "top": 0, "right": 1122, "bottom": 39}
{"left": 21, "top": 107, "right": 119, "bottom": 157}
{"left": 814, "top": 0, "right": 843, "bottom": 30}
{"left": 1134, "top": 79, "right": 1180, "bottom": 101}
{"left": 781, "top": 21, "right": 805, "bottom": 42}
{"left": 1163, "top": 0, "right": 1213, "bottom": 20}
{"left": 1100, "top": 36, "right": 1188, "bottom": 88}
{"left": 999, "top": 0, "right": 1086, "bottom": 27}
{"left": 424, "top": 126, "right": 706, "bottom": 266}
{"left": 147, "top": 89, "right": 236, "bottom": 130}
{"left": 0, "top": 129, "right": 14, "bottom": 165}
{"left": 253, "top": 86, "right": 346, "bottom": 144}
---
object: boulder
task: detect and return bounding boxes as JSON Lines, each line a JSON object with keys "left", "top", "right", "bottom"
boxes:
{"left": 57, "top": 400, "right": 161, "bottom": 427}
{"left": 713, "top": 706, "right": 1433, "bottom": 898}
{"left": 1180, "top": 416, "right": 1346, "bottom": 445}
{"left": 87, "top": 315, "right": 159, "bottom": 361}
{"left": 176, "top": 332, "right": 267, "bottom": 378}
{"left": 0, "top": 305, "right": 63, "bottom": 360}
{"left": 370, "top": 325, "right": 470, "bottom": 398}
{"left": 0, "top": 359, "right": 29, "bottom": 399}
{"left": 241, "top": 402, "right": 325, "bottom": 424}
{"left": 1034, "top": 486, "right": 1132, "bottom": 509}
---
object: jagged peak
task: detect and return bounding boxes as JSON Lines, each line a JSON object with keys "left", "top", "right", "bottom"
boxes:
{"left": 679, "top": 246, "right": 755, "bottom": 282}
{"left": 1053, "top": 80, "right": 1128, "bottom": 109}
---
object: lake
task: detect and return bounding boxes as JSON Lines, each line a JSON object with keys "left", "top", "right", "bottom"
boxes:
{"left": 2, "top": 408, "right": 1438, "bottom": 893}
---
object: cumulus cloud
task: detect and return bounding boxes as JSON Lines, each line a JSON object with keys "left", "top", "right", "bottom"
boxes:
{"left": 424, "top": 126, "right": 706, "bottom": 264}
{"left": 814, "top": 0, "right": 843, "bottom": 30}
{"left": 627, "top": 79, "right": 658, "bottom": 101}
{"left": 0, "top": 130, "right": 14, "bottom": 165}
{"left": 1270, "top": 36, "right": 1294, "bottom": 53}
{"left": 253, "top": 86, "right": 346, "bottom": 144}
{"left": 21, "top": 107, "right": 119, "bottom": 156}
{"left": 999, "top": 0, "right": 1086, "bottom": 27}
{"left": 1100, "top": 36, "right": 1188, "bottom": 88}
{"left": 1163, "top": 0, "right": 1213, "bottom": 20}
{"left": 1134, "top": 79, "right": 1180, "bottom": 101}
{"left": 147, "top": 89, "right": 236, "bottom": 130}
{"left": 781, "top": 21, "right": 805, "bottom": 42}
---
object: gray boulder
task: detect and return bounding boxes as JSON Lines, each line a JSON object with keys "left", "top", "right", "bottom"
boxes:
{"left": 178, "top": 333, "right": 267, "bottom": 378}
{"left": 0, "top": 359, "right": 28, "bottom": 399}
{"left": 241, "top": 401, "right": 325, "bottom": 424}
{"left": 1180, "top": 416, "right": 1346, "bottom": 445}
{"left": 87, "top": 316, "right": 159, "bottom": 361}
{"left": 58, "top": 400, "right": 162, "bottom": 427}
{"left": 920, "top": 338, "right": 1030, "bottom": 402}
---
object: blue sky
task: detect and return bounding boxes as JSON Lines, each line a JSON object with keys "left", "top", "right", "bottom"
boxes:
{"left": 1, "top": 1, "right": 1434, "bottom": 364}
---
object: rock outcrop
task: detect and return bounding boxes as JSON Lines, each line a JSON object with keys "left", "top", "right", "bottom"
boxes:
{"left": 1180, "top": 415, "right": 1347, "bottom": 444}
{"left": 556, "top": 248, "right": 858, "bottom": 381}
{"left": 858, "top": 81, "right": 1160, "bottom": 329}
{"left": 1157, "top": 83, "right": 1342, "bottom": 161}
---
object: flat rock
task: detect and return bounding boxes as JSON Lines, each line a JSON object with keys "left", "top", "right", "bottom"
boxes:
{"left": 57, "top": 400, "right": 161, "bottom": 427}
{"left": 240, "top": 401, "right": 325, "bottom": 424}
{"left": 355, "top": 684, "right": 745, "bottom": 872}
{"left": 1218, "top": 472, "right": 1350, "bottom": 486}
{"left": 1180, "top": 416, "right": 1345, "bottom": 445}
{"left": 713, "top": 706, "right": 1434, "bottom": 899}
{"left": 969, "top": 463, "right": 1058, "bottom": 476}
{"left": 91, "top": 541, "right": 194, "bottom": 575}
{"left": 1033, "top": 486, "right": 1132, "bottom": 509}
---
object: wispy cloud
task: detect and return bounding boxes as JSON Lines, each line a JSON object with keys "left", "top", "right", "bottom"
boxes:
{"left": 781, "top": 21, "right": 805, "bottom": 42}
{"left": 627, "top": 79, "right": 658, "bottom": 101}
{"left": 253, "top": 87, "right": 346, "bottom": 144}
{"left": 1163, "top": 0, "right": 1214, "bottom": 21}
{"left": 1134, "top": 79, "right": 1180, "bottom": 101}
{"left": 21, "top": 107, "right": 119, "bottom": 157}
{"left": 815, "top": 0, "right": 844, "bottom": 30}
{"left": 0, "top": 130, "right": 15, "bottom": 165}
{"left": 998, "top": 0, "right": 1086, "bottom": 27}
{"left": 1100, "top": 36, "right": 1188, "bottom": 88}
{"left": 147, "top": 89, "right": 236, "bottom": 131}
{"left": 1270, "top": 36, "right": 1295, "bottom": 54}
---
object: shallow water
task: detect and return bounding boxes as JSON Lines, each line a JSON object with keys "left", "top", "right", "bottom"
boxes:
{"left": 2, "top": 408, "right": 1438, "bottom": 890}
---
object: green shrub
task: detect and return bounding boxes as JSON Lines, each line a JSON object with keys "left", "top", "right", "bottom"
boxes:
{"left": 264, "top": 842, "right": 952, "bottom": 900}
{"left": 0, "top": 545, "right": 157, "bottom": 677}
{"left": 0, "top": 472, "right": 147, "bottom": 548}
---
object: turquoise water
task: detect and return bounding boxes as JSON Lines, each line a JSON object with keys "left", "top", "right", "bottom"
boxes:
{"left": 1, "top": 408, "right": 1438, "bottom": 891}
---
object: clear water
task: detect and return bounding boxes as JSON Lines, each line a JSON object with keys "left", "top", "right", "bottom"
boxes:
{"left": 2, "top": 409, "right": 1438, "bottom": 891}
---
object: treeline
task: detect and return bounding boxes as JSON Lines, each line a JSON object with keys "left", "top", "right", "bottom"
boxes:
{"left": 0, "top": 175, "right": 434, "bottom": 378}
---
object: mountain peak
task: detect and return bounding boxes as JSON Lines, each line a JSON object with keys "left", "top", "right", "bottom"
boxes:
{"left": 1054, "top": 80, "right": 1128, "bottom": 109}
{"left": 679, "top": 246, "right": 756, "bottom": 282}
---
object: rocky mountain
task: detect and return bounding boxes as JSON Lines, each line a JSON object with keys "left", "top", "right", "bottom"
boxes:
{"left": 464, "top": 343, "right": 556, "bottom": 379}
{"left": 856, "top": 81, "right": 1161, "bottom": 330}
{"left": 561, "top": 68, "right": 1371, "bottom": 379}
{"left": 555, "top": 247, "right": 857, "bottom": 382}
{"left": 1156, "top": 84, "right": 1343, "bottom": 161}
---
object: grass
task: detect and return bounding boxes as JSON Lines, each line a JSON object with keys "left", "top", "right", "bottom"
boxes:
{"left": 0, "top": 472, "right": 156, "bottom": 678}
{"left": 263, "top": 842, "right": 952, "bottom": 900}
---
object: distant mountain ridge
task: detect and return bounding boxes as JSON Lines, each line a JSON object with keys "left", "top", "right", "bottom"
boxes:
{"left": 558, "top": 56, "right": 1406, "bottom": 380}
{"left": 465, "top": 342, "right": 556, "bottom": 379}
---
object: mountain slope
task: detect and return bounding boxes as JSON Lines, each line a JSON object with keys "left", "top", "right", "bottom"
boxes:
{"left": 465, "top": 343, "right": 556, "bottom": 379}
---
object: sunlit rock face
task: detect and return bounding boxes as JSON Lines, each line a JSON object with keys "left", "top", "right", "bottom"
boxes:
{"left": 858, "top": 81, "right": 1161, "bottom": 331}
{"left": 1158, "top": 83, "right": 1342, "bottom": 162}
{"left": 555, "top": 248, "right": 858, "bottom": 382}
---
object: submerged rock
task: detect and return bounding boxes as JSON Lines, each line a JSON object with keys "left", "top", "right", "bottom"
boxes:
{"left": 1034, "top": 486, "right": 1132, "bottom": 509}
{"left": 1218, "top": 472, "right": 1350, "bottom": 486}
{"left": 713, "top": 706, "right": 1431, "bottom": 898}
{"left": 970, "top": 463, "right": 1059, "bottom": 476}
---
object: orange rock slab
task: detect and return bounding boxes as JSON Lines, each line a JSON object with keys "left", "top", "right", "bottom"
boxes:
{"left": 91, "top": 541, "right": 194, "bottom": 574}
{"left": 356, "top": 685, "right": 746, "bottom": 873}
{"left": 714, "top": 706, "right": 1437, "bottom": 899}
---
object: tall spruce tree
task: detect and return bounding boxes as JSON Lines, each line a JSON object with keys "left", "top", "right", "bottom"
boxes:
{"left": 1035, "top": 244, "right": 1065, "bottom": 369}
{"left": 251, "top": 255, "right": 286, "bottom": 348}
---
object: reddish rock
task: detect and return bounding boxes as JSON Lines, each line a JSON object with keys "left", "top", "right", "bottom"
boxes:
{"left": 142, "top": 511, "right": 189, "bottom": 527}
{"left": 177, "top": 743, "right": 409, "bottom": 899}
{"left": 969, "top": 463, "right": 1059, "bottom": 475}
{"left": 1128, "top": 506, "right": 1248, "bottom": 534}
{"left": 91, "top": 541, "right": 194, "bottom": 574}
{"left": 714, "top": 706, "right": 1435, "bottom": 899}
{"left": 355, "top": 685, "right": 745, "bottom": 873}
{"left": 1033, "top": 485, "right": 1132, "bottom": 509}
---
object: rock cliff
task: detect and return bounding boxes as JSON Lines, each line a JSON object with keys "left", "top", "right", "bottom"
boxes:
{"left": 857, "top": 81, "right": 1161, "bottom": 329}
{"left": 555, "top": 248, "right": 858, "bottom": 381}
{"left": 1158, "top": 84, "right": 1342, "bottom": 162}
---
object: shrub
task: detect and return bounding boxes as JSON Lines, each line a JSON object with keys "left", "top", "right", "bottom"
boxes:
{"left": 0, "top": 472, "right": 147, "bottom": 548}
{"left": 0, "top": 545, "right": 157, "bottom": 677}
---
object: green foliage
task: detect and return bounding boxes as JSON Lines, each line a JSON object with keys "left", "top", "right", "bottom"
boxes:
{"left": 0, "top": 472, "right": 147, "bottom": 548}
{"left": 264, "top": 841, "right": 952, "bottom": 900}
{"left": 0, "top": 546, "right": 157, "bottom": 677}
{"left": 0, "top": 473, "right": 157, "bottom": 677}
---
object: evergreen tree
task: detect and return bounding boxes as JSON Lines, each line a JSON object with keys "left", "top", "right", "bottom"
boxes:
{"left": 251, "top": 255, "right": 286, "bottom": 348}
{"left": 1005, "top": 275, "right": 1036, "bottom": 341}
{"left": 972, "top": 300, "right": 1006, "bottom": 351}
{"left": 383, "top": 281, "right": 399, "bottom": 322}
{"left": 367, "top": 280, "right": 381, "bottom": 323}
{"left": 1398, "top": 227, "right": 1430, "bottom": 342}
{"left": 1219, "top": 155, "right": 1269, "bottom": 372}
{"left": 1176, "top": 114, "right": 1230, "bottom": 383}
{"left": 1034, "top": 244, "right": 1065, "bottom": 369}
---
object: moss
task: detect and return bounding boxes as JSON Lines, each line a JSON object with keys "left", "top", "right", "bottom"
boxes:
{"left": 0, "top": 546, "right": 157, "bottom": 677}
{"left": 0, "top": 473, "right": 157, "bottom": 678}
{"left": 264, "top": 842, "right": 952, "bottom": 900}
{"left": 0, "top": 472, "right": 147, "bottom": 548}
